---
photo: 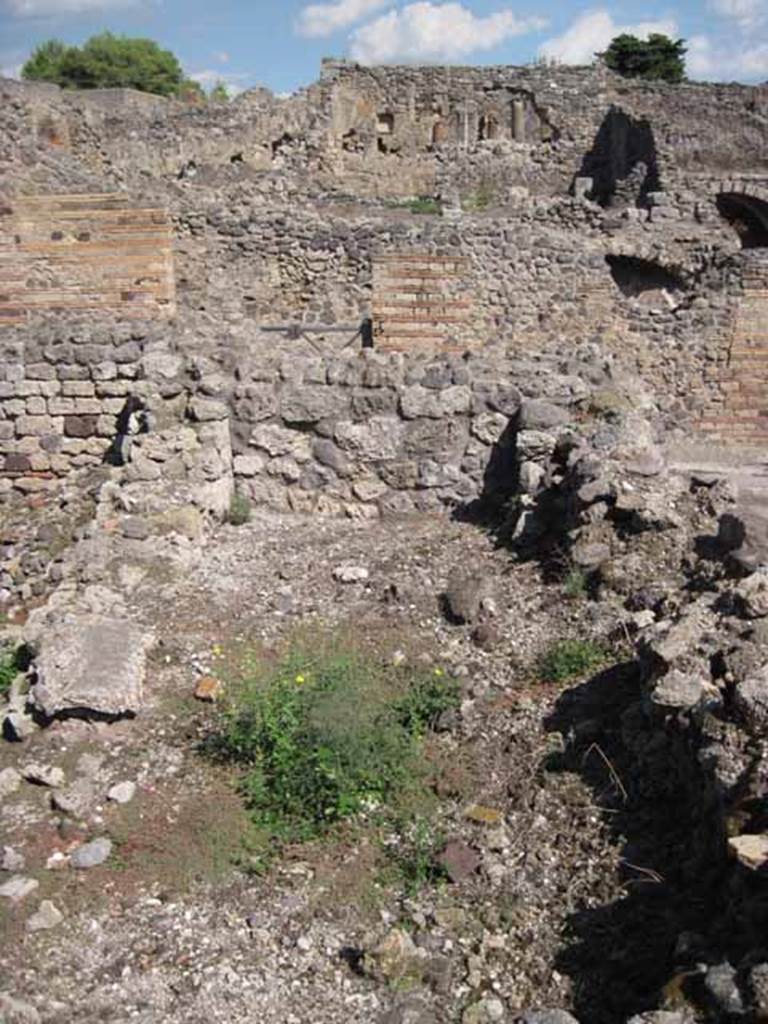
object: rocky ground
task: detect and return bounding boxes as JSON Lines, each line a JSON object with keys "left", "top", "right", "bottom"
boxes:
{"left": 0, "top": 509, "right": 634, "bottom": 1024}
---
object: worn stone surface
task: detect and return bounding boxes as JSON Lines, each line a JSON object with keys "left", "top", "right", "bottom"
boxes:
{"left": 32, "top": 616, "right": 152, "bottom": 717}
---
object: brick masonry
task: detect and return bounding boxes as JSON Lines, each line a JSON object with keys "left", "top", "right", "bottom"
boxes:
{"left": 0, "top": 193, "right": 175, "bottom": 327}
{"left": 699, "top": 252, "right": 768, "bottom": 447}
{"left": 372, "top": 253, "right": 477, "bottom": 352}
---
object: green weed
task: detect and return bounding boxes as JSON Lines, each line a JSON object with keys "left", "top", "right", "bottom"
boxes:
{"left": 228, "top": 491, "right": 252, "bottom": 526}
{"left": 212, "top": 637, "right": 460, "bottom": 845}
{"left": 537, "top": 638, "right": 610, "bottom": 684}
{"left": 563, "top": 568, "right": 588, "bottom": 600}
{"left": 0, "top": 644, "right": 24, "bottom": 700}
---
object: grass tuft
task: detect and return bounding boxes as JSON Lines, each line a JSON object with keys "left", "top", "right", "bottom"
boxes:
{"left": 537, "top": 638, "right": 610, "bottom": 684}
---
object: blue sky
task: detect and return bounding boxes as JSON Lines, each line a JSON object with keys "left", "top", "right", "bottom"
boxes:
{"left": 1, "top": 0, "right": 767, "bottom": 94}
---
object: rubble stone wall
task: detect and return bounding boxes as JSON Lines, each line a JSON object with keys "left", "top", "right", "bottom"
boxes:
{"left": 0, "top": 322, "right": 152, "bottom": 499}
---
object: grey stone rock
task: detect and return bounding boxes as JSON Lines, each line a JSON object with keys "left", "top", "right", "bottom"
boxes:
{"left": 280, "top": 386, "right": 348, "bottom": 424}
{"left": 719, "top": 509, "right": 768, "bottom": 573}
{"left": 0, "top": 992, "right": 41, "bottom": 1024}
{"left": 734, "top": 669, "right": 768, "bottom": 730}
{"left": 571, "top": 541, "right": 611, "bottom": 570}
{"left": 0, "top": 875, "right": 38, "bottom": 901}
{"left": 651, "top": 670, "right": 712, "bottom": 710}
{"left": 107, "top": 781, "right": 136, "bottom": 804}
{"left": 471, "top": 412, "right": 509, "bottom": 445}
{"left": 1, "top": 846, "right": 25, "bottom": 872}
{"left": 519, "top": 399, "right": 571, "bottom": 430}
{"left": 444, "top": 572, "right": 496, "bottom": 625}
{"left": 312, "top": 438, "right": 352, "bottom": 478}
{"left": 71, "top": 837, "right": 112, "bottom": 869}
{"left": 0, "top": 766, "right": 21, "bottom": 799}
{"left": 188, "top": 397, "right": 229, "bottom": 422}
{"left": 27, "top": 899, "right": 63, "bottom": 932}
{"left": 734, "top": 571, "right": 768, "bottom": 619}
{"left": 51, "top": 779, "right": 95, "bottom": 818}
{"left": 335, "top": 417, "right": 404, "bottom": 460}
{"left": 627, "top": 1015, "right": 687, "bottom": 1024}
{"left": 333, "top": 565, "right": 369, "bottom": 584}
{"left": 517, "top": 430, "right": 557, "bottom": 461}
{"left": 21, "top": 763, "right": 65, "bottom": 788}
{"left": 31, "top": 616, "right": 153, "bottom": 718}
{"left": 517, "top": 1012, "right": 580, "bottom": 1024}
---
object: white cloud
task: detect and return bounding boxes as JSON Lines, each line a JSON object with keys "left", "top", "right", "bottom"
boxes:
{"left": 687, "top": 33, "right": 768, "bottom": 80}
{"left": 296, "top": 0, "right": 388, "bottom": 38}
{"left": 213, "top": 50, "right": 230, "bottom": 64}
{"left": 349, "top": 1, "right": 547, "bottom": 64}
{"left": 0, "top": 61, "right": 23, "bottom": 78}
{"left": 2, "top": 0, "right": 141, "bottom": 14}
{"left": 540, "top": 9, "right": 678, "bottom": 65}
{"left": 708, "top": 0, "right": 766, "bottom": 28}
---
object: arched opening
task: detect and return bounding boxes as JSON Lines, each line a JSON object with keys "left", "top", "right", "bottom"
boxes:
{"left": 606, "top": 255, "right": 686, "bottom": 306}
{"left": 575, "top": 107, "right": 659, "bottom": 208}
{"left": 716, "top": 192, "right": 768, "bottom": 249}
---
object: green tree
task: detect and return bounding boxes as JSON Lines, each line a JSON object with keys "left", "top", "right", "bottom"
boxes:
{"left": 22, "top": 32, "right": 186, "bottom": 97}
{"left": 209, "top": 81, "right": 230, "bottom": 102}
{"left": 600, "top": 33, "right": 687, "bottom": 83}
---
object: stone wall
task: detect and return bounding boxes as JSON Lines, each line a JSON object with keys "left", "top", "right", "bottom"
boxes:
{"left": 0, "top": 321, "right": 155, "bottom": 498}
{"left": 229, "top": 346, "right": 524, "bottom": 518}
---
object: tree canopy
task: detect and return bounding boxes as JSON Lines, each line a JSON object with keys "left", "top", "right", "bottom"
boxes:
{"left": 601, "top": 33, "right": 687, "bottom": 83}
{"left": 21, "top": 33, "right": 200, "bottom": 98}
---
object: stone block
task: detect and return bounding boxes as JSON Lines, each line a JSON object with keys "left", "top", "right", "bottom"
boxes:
{"left": 31, "top": 616, "right": 153, "bottom": 718}
{"left": 280, "top": 386, "right": 349, "bottom": 424}
{"left": 335, "top": 416, "right": 405, "bottom": 460}
{"left": 26, "top": 363, "right": 57, "bottom": 381}
{"left": 26, "top": 397, "right": 46, "bottom": 415}
{"left": 72, "top": 399, "right": 102, "bottom": 415}
{"left": 63, "top": 415, "right": 98, "bottom": 439}
{"left": 61, "top": 381, "right": 95, "bottom": 398}
{"left": 15, "top": 416, "right": 56, "bottom": 437}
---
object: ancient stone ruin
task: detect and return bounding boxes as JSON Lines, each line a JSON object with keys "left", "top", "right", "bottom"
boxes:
{"left": 2, "top": 60, "right": 768, "bottom": 1024}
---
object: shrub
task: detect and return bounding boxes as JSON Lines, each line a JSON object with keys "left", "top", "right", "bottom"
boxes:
{"left": 228, "top": 491, "right": 252, "bottom": 526}
{"left": 214, "top": 638, "right": 459, "bottom": 843}
{"left": 408, "top": 197, "right": 442, "bottom": 215}
{"left": 0, "top": 644, "right": 23, "bottom": 700}
{"left": 537, "top": 638, "right": 610, "bottom": 684}
{"left": 564, "top": 568, "right": 587, "bottom": 600}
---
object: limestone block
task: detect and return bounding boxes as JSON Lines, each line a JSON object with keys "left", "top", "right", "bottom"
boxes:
{"left": 280, "top": 386, "right": 349, "bottom": 424}
{"left": 334, "top": 416, "right": 405, "bottom": 460}
{"left": 251, "top": 423, "right": 312, "bottom": 460}
{"left": 471, "top": 412, "right": 509, "bottom": 445}
{"left": 189, "top": 397, "right": 229, "bottom": 422}
{"left": 61, "top": 382, "right": 95, "bottom": 398}
{"left": 15, "top": 416, "right": 58, "bottom": 438}
{"left": 233, "top": 454, "right": 264, "bottom": 477}
{"left": 26, "top": 363, "right": 57, "bottom": 381}
{"left": 31, "top": 616, "right": 153, "bottom": 718}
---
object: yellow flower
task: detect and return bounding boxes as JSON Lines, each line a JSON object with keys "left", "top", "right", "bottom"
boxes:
{"left": 434, "top": 668, "right": 444, "bottom": 677}
{"left": 212, "top": 644, "right": 223, "bottom": 657}
{"left": 295, "top": 674, "right": 306, "bottom": 685}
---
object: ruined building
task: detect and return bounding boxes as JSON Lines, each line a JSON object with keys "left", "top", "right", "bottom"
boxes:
{"left": 1, "top": 59, "right": 768, "bottom": 524}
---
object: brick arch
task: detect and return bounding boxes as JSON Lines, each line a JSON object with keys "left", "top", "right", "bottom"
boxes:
{"left": 604, "top": 242, "right": 693, "bottom": 287}
{"left": 714, "top": 181, "right": 768, "bottom": 248}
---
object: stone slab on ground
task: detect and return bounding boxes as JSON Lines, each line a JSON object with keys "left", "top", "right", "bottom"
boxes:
{"left": 31, "top": 616, "right": 153, "bottom": 718}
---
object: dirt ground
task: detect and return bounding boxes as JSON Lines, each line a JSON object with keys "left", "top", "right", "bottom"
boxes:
{"left": 0, "top": 512, "right": 630, "bottom": 1024}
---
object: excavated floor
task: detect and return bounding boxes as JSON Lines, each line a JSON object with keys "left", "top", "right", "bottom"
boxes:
{"left": 0, "top": 512, "right": 648, "bottom": 1024}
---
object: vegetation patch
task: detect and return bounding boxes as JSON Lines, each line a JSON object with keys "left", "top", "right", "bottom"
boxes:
{"left": 0, "top": 644, "right": 25, "bottom": 701}
{"left": 228, "top": 491, "right": 252, "bottom": 526}
{"left": 537, "top": 638, "right": 611, "bottom": 684}
{"left": 211, "top": 634, "right": 460, "bottom": 847}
